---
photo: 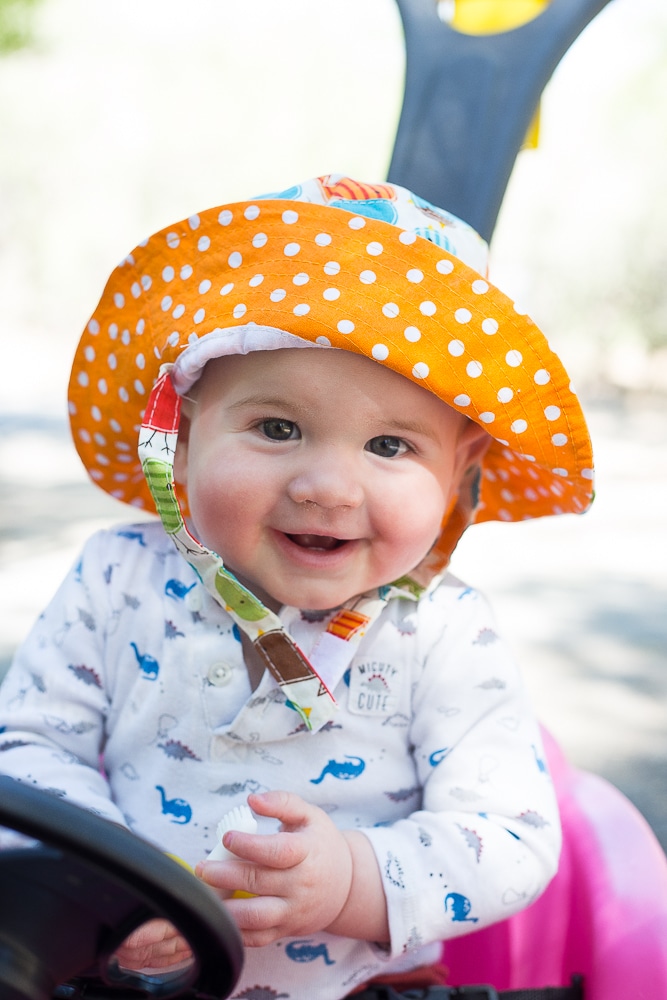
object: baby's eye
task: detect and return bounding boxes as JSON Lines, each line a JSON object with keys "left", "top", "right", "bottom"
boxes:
{"left": 260, "top": 419, "right": 300, "bottom": 441}
{"left": 365, "top": 435, "right": 409, "bottom": 458}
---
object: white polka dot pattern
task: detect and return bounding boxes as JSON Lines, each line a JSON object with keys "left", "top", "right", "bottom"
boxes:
{"left": 69, "top": 177, "right": 594, "bottom": 550}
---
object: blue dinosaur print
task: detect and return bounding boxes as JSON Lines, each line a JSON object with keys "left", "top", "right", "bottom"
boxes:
{"left": 232, "top": 623, "right": 241, "bottom": 642}
{"left": 285, "top": 939, "right": 335, "bottom": 966}
{"left": 478, "top": 811, "right": 520, "bottom": 841}
{"left": 310, "top": 755, "right": 365, "bottom": 784}
{"left": 457, "top": 587, "right": 476, "bottom": 601}
{"left": 155, "top": 785, "right": 192, "bottom": 824}
{"left": 532, "top": 744, "right": 548, "bottom": 774}
{"left": 117, "top": 529, "right": 147, "bottom": 546}
{"left": 130, "top": 642, "right": 159, "bottom": 680}
{"left": 444, "top": 892, "right": 478, "bottom": 923}
{"left": 429, "top": 747, "right": 450, "bottom": 767}
{"left": 165, "top": 578, "right": 196, "bottom": 600}
{"left": 413, "top": 226, "right": 454, "bottom": 251}
{"left": 256, "top": 184, "right": 303, "bottom": 201}
{"left": 329, "top": 197, "right": 398, "bottom": 225}
{"left": 412, "top": 193, "right": 460, "bottom": 226}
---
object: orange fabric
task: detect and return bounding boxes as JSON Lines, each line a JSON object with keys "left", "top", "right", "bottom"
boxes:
{"left": 69, "top": 176, "right": 594, "bottom": 574}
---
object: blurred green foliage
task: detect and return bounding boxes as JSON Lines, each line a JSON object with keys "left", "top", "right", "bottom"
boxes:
{"left": 0, "top": 0, "right": 42, "bottom": 53}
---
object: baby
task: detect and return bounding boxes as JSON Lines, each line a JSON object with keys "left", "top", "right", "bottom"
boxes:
{"left": 0, "top": 175, "right": 594, "bottom": 998}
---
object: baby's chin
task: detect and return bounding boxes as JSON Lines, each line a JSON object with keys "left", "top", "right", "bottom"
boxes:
{"left": 262, "top": 588, "right": 365, "bottom": 615}
{"left": 226, "top": 565, "right": 402, "bottom": 615}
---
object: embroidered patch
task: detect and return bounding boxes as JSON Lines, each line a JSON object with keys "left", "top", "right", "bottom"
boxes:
{"left": 348, "top": 660, "right": 401, "bottom": 717}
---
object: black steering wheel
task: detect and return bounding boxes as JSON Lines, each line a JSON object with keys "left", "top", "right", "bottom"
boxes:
{"left": 0, "top": 777, "right": 243, "bottom": 1000}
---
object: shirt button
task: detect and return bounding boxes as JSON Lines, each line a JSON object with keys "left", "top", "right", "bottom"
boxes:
{"left": 207, "top": 661, "right": 233, "bottom": 686}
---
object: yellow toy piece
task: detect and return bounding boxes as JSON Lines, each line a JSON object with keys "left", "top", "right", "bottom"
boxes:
{"left": 450, "top": 0, "right": 549, "bottom": 34}
{"left": 166, "top": 853, "right": 254, "bottom": 897}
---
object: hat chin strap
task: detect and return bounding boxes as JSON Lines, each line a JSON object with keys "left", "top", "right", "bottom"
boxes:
{"left": 138, "top": 368, "right": 417, "bottom": 732}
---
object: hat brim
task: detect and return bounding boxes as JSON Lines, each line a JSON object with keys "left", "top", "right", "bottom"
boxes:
{"left": 68, "top": 197, "right": 594, "bottom": 532}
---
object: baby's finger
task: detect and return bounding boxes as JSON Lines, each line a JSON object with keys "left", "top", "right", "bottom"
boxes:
{"left": 224, "top": 893, "right": 288, "bottom": 947}
{"left": 117, "top": 918, "right": 179, "bottom": 951}
{"left": 221, "top": 827, "right": 307, "bottom": 869}
{"left": 246, "top": 790, "right": 312, "bottom": 831}
{"left": 196, "top": 855, "right": 297, "bottom": 900}
{"left": 113, "top": 919, "right": 192, "bottom": 970}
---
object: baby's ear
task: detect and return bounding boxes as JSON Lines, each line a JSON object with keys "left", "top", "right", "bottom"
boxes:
{"left": 457, "top": 419, "right": 492, "bottom": 471}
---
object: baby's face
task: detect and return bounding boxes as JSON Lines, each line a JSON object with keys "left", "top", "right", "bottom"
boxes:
{"left": 175, "top": 348, "right": 484, "bottom": 611}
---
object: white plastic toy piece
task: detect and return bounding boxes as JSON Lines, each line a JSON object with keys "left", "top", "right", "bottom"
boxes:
{"left": 206, "top": 804, "right": 258, "bottom": 862}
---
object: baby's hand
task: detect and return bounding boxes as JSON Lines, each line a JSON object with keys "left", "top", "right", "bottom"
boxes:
{"left": 112, "top": 918, "right": 193, "bottom": 972}
{"left": 195, "top": 791, "right": 354, "bottom": 948}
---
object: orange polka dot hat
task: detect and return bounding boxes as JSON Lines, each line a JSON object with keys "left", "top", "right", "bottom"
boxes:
{"left": 69, "top": 173, "right": 594, "bottom": 577}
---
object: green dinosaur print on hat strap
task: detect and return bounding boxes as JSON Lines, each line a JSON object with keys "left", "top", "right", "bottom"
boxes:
{"left": 141, "top": 457, "right": 184, "bottom": 536}
{"left": 214, "top": 571, "right": 267, "bottom": 622}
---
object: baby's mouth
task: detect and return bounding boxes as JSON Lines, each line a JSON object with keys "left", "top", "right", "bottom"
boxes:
{"left": 285, "top": 533, "right": 347, "bottom": 552}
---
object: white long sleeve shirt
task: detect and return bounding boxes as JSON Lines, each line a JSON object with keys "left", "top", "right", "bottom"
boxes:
{"left": 0, "top": 521, "right": 560, "bottom": 999}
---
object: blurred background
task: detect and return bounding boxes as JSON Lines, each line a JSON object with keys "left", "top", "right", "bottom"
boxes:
{"left": 1, "top": 0, "right": 665, "bottom": 848}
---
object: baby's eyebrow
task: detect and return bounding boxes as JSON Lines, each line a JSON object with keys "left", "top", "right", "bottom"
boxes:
{"left": 226, "top": 394, "right": 305, "bottom": 414}
{"left": 381, "top": 417, "right": 440, "bottom": 441}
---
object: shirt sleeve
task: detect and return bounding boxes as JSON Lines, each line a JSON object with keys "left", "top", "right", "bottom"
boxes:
{"left": 362, "top": 582, "right": 561, "bottom": 956}
{"left": 0, "top": 532, "right": 128, "bottom": 828}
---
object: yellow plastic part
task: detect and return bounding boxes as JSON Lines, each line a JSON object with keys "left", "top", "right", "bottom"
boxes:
{"left": 449, "top": 0, "right": 547, "bottom": 149}
{"left": 522, "top": 107, "right": 541, "bottom": 149}
{"left": 450, "top": 0, "right": 549, "bottom": 33}
{"left": 165, "top": 852, "right": 195, "bottom": 872}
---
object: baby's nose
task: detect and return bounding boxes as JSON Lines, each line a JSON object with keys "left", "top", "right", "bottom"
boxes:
{"left": 287, "top": 457, "right": 364, "bottom": 510}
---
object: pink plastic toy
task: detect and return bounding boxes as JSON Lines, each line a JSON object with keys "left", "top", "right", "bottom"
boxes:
{"left": 442, "top": 729, "right": 667, "bottom": 997}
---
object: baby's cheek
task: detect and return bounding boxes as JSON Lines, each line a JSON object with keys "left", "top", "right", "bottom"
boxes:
{"left": 382, "top": 485, "right": 446, "bottom": 556}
